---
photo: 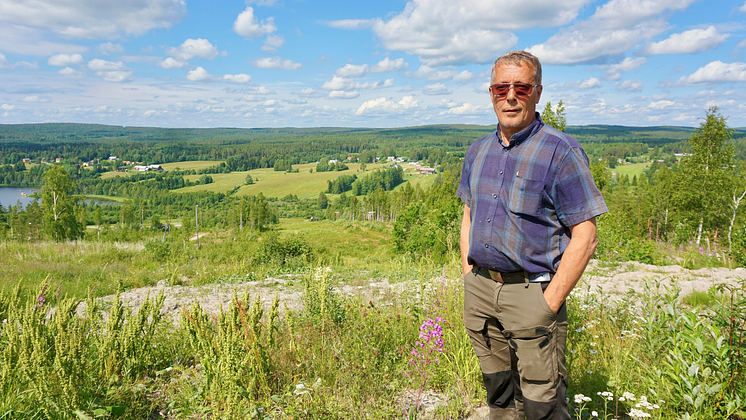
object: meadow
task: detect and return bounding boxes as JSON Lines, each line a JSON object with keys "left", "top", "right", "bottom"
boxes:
{"left": 0, "top": 219, "right": 744, "bottom": 420}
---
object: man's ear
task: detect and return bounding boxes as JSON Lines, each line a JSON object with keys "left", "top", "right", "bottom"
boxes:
{"left": 535, "top": 85, "right": 543, "bottom": 104}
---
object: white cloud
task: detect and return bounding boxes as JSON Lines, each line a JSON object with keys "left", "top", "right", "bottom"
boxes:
{"left": 87, "top": 59, "right": 132, "bottom": 82}
{"left": 166, "top": 39, "right": 219, "bottom": 61}
{"left": 0, "top": 24, "right": 88, "bottom": 56}
{"left": 329, "top": 90, "right": 360, "bottom": 99}
{"left": 159, "top": 57, "right": 188, "bottom": 69}
{"left": 48, "top": 53, "right": 84, "bottom": 67}
{"left": 186, "top": 66, "right": 212, "bottom": 82}
{"left": 370, "top": 57, "right": 408, "bottom": 73}
{"left": 565, "top": 77, "right": 602, "bottom": 89}
{"left": 405, "top": 65, "right": 473, "bottom": 82}
{"left": 233, "top": 7, "right": 276, "bottom": 38}
{"left": 97, "top": 42, "right": 124, "bottom": 55}
{"left": 336, "top": 64, "right": 369, "bottom": 78}
{"left": 143, "top": 110, "right": 158, "bottom": 118}
{"left": 59, "top": 67, "right": 83, "bottom": 78}
{"left": 1, "top": 104, "right": 15, "bottom": 111}
{"left": 325, "top": 19, "right": 373, "bottom": 29}
{"left": 641, "top": 26, "right": 729, "bottom": 55}
{"left": 615, "top": 79, "right": 643, "bottom": 92}
{"left": 678, "top": 61, "right": 746, "bottom": 84}
{"left": 222, "top": 73, "right": 252, "bottom": 84}
{"left": 294, "top": 87, "right": 318, "bottom": 97}
{"left": 23, "top": 95, "right": 51, "bottom": 103}
{"left": 0, "top": 0, "right": 186, "bottom": 39}
{"left": 741, "top": 1, "right": 746, "bottom": 13}
{"left": 648, "top": 100, "right": 676, "bottom": 109}
{"left": 368, "top": 0, "right": 590, "bottom": 66}
{"left": 261, "top": 34, "right": 285, "bottom": 52}
{"left": 355, "top": 95, "right": 418, "bottom": 115}
{"left": 253, "top": 57, "right": 301, "bottom": 70}
{"left": 602, "top": 57, "right": 647, "bottom": 80}
{"left": 321, "top": 76, "right": 394, "bottom": 91}
{"left": 527, "top": 0, "right": 697, "bottom": 64}
{"left": 422, "top": 82, "right": 452, "bottom": 95}
{"left": 0, "top": 53, "right": 9, "bottom": 68}
{"left": 440, "top": 102, "right": 484, "bottom": 115}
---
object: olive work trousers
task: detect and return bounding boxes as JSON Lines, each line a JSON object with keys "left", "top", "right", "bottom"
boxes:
{"left": 463, "top": 267, "right": 570, "bottom": 420}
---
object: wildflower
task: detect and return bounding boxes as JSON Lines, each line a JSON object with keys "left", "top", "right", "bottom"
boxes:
{"left": 573, "top": 394, "right": 591, "bottom": 404}
{"left": 628, "top": 408, "right": 651, "bottom": 418}
{"left": 591, "top": 411, "right": 598, "bottom": 417}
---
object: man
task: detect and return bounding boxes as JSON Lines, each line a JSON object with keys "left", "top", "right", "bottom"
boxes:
{"left": 457, "top": 50, "right": 607, "bottom": 420}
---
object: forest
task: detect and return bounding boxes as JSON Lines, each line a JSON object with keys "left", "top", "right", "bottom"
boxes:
{"left": 0, "top": 108, "right": 745, "bottom": 419}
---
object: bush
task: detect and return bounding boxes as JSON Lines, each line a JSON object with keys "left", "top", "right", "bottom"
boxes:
{"left": 255, "top": 232, "right": 313, "bottom": 266}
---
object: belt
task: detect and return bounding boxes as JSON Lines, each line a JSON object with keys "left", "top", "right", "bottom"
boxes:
{"left": 486, "top": 269, "right": 552, "bottom": 284}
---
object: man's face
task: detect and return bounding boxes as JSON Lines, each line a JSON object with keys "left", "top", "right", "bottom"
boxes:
{"left": 490, "top": 62, "right": 542, "bottom": 137}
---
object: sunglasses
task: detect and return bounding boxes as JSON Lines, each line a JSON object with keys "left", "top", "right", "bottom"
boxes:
{"left": 489, "top": 83, "right": 538, "bottom": 99}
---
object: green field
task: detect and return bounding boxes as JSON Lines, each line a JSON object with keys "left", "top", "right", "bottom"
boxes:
{"left": 176, "top": 161, "right": 414, "bottom": 199}
{"left": 611, "top": 162, "right": 649, "bottom": 180}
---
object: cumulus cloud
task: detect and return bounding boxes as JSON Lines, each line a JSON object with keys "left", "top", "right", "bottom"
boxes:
{"left": 641, "top": 26, "right": 728, "bottom": 55}
{"left": 648, "top": 100, "right": 676, "bottom": 109}
{"left": 422, "top": 82, "right": 452, "bottom": 95}
{"left": 0, "top": 0, "right": 186, "bottom": 39}
{"left": 370, "top": 57, "right": 408, "bottom": 73}
{"left": 261, "top": 34, "right": 285, "bottom": 52}
{"left": 0, "top": 53, "right": 10, "bottom": 68}
{"left": 253, "top": 57, "right": 301, "bottom": 70}
{"left": 405, "top": 65, "right": 473, "bottom": 82}
{"left": 527, "top": 0, "right": 697, "bottom": 64}
{"left": 159, "top": 57, "right": 188, "bottom": 69}
{"left": 222, "top": 73, "right": 252, "bottom": 84}
{"left": 97, "top": 42, "right": 124, "bottom": 55}
{"left": 325, "top": 19, "right": 373, "bottom": 29}
{"left": 615, "top": 79, "right": 643, "bottom": 92}
{"left": 166, "top": 39, "right": 219, "bottom": 61}
{"left": 364, "top": 0, "right": 589, "bottom": 66}
{"left": 59, "top": 67, "right": 83, "bottom": 78}
{"left": 321, "top": 76, "right": 394, "bottom": 91}
{"left": 48, "top": 53, "right": 84, "bottom": 67}
{"left": 741, "top": 1, "right": 746, "bottom": 12}
{"left": 336, "top": 64, "right": 369, "bottom": 78}
{"left": 602, "top": 57, "right": 647, "bottom": 80}
{"left": 329, "top": 90, "right": 360, "bottom": 99}
{"left": 233, "top": 7, "right": 276, "bottom": 38}
{"left": 186, "top": 66, "right": 212, "bottom": 82}
{"left": 565, "top": 77, "right": 602, "bottom": 89}
{"left": 87, "top": 59, "right": 132, "bottom": 82}
{"left": 678, "top": 61, "right": 746, "bottom": 84}
{"left": 23, "top": 95, "right": 51, "bottom": 103}
{"left": 294, "top": 87, "right": 319, "bottom": 97}
{"left": 355, "top": 95, "right": 418, "bottom": 115}
{"left": 440, "top": 102, "right": 485, "bottom": 115}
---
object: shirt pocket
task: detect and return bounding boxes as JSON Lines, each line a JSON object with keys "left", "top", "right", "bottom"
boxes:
{"left": 508, "top": 176, "right": 544, "bottom": 217}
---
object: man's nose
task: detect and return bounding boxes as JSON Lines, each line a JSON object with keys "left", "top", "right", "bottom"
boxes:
{"left": 505, "top": 85, "right": 517, "bottom": 101}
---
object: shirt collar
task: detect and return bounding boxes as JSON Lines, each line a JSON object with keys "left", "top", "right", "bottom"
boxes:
{"left": 496, "top": 112, "right": 544, "bottom": 148}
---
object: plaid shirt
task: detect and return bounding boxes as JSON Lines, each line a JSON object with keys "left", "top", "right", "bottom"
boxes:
{"left": 457, "top": 115, "right": 607, "bottom": 274}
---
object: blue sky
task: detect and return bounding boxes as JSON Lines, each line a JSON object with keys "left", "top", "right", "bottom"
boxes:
{"left": 1, "top": 0, "right": 745, "bottom": 128}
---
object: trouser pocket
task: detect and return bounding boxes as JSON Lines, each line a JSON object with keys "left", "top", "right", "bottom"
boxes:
{"left": 503, "top": 321, "right": 557, "bottom": 383}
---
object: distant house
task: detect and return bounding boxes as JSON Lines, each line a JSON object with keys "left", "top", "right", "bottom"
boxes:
{"left": 22, "top": 158, "right": 31, "bottom": 163}
{"left": 386, "top": 156, "right": 395, "bottom": 162}
{"left": 116, "top": 167, "right": 129, "bottom": 172}
{"left": 107, "top": 156, "right": 117, "bottom": 161}
{"left": 134, "top": 164, "right": 164, "bottom": 172}
{"left": 55, "top": 158, "right": 63, "bottom": 163}
{"left": 329, "top": 159, "right": 338, "bottom": 164}
{"left": 417, "top": 167, "right": 437, "bottom": 175}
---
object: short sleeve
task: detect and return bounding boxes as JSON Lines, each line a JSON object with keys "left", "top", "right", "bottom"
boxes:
{"left": 552, "top": 147, "right": 608, "bottom": 227}
{"left": 456, "top": 153, "right": 472, "bottom": 207}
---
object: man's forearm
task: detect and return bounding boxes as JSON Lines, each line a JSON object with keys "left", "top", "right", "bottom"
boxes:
{"left": 543, "top": 218, "right": 598, "bottom": 313}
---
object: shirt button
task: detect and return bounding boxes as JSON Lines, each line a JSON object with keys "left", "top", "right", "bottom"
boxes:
{"left": 492, "top": 194, "right": 497, "bottom": 198}
{"left": 499, "top": 170, "right": 503, "bottom": 174}
{"left": 484, "top": 244, "right": 489, "bottom": 248}
{"left": 487, "top": 218, "right": 491, "bottom": 222}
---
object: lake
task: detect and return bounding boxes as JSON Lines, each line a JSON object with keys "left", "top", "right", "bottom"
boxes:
{"left": 0, "top": 186, "right": 121, "bottom": 209}
{"left": 0, "top": 186, "right": 40, "bottom": 209}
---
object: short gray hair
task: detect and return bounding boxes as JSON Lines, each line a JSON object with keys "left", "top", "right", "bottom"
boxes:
{"left": 490, "top": 50, "right": 542, "bottom": 86}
